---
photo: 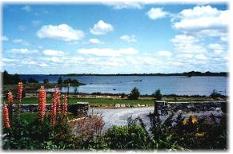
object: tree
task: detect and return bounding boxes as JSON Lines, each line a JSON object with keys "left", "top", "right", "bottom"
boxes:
{"left": 128, "top": 87, "right": 140, "bottom": 100}
{"left": 152, "top": 89, "right": 162, "bottom": 100}
{"left": 57, "top": 76, "right": 63, "bottom": 84}
{"left": 43, "top": 79, "right": 49, "bottom": 84}
{"left": 28, "top": 78, "right": 38, "bottom": 83}
{"left": 210, "top": 89, "right": 223, "bottom": 99}
{"left": 3, "top": 70, "right": 20, "bottom": 84}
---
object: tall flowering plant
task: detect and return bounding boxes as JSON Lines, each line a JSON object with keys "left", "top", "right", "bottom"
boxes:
{"left": 38, "top": 86, "right": 46, "bottom": 122}
{"left": 50, "top": 104, "right": 57, "bottom": 126}
{"left": 62, "top": 95, "right": 68, "bottom": 116}
{"left": 17, "top": 82, "right": 23, "bottom": 102}
{"left": 3, "top": 104, "right": 11, "bottom": 128}
{"left": 7, "top": 91, "right": 14, "bottom": 123}
{"left": 50, "top": 88, "right": 60, "bottom": 126}
{"left": 7, "top": 91, "right": 14, "bottom": 104}
{"left": 54, "top": 88, "right": 61, "bottom": 113}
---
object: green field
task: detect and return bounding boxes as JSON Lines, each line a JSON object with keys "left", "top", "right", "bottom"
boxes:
{"left": 18, "top": 97, "right": 154, "bottom": 106}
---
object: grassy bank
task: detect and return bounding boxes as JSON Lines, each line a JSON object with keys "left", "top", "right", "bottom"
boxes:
{"left": 17, "top": 97, "right": 154, "bottom": 106}
{"left": 7, "top": 96, "right": 225, "bottom": 107}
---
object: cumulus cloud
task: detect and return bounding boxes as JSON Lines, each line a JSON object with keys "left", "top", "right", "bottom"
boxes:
{"left": 10, "top": 48, "right": 38, "bottom": 54}
{"left": 208, "top": 43, "right": 225, "bottom": 54}
{"left": 37, "top": 24, "right": 84, "bottom": 42}
{"left": 12, "top": 39, "right": 30, "bottom": 46}
{"left": 171, "top": 34, "right": 206, "bottom": 54}
{"left": 42, "top": 49, "right": 64, "bottom": 56}
{"left": 157, "top": 51, "right": 172, "bottom": 57}
{"left": 2, "top": 36, "right": 9, "bottom": 41}
{"left": 90, "top": 20, "right": 114, "bottom": 35}
{"left": 104, "top": 2, "right": 143, "bottom": 9}
{"left": 21, "top": 5, "right": 32, "bottom": 12}
{"left": 89, "top": 38, "right": 103, "bottom": 44}
{"left": 146, "top": 8, "right": 168, "bottom": 20}
{"left": 78, "top": 47, "right": 138, "bottom": 57}
{"left": 173, "top": 5, "right": 229, "bottom": 30}
{"left": 120, "top": 35, "right": 136, "bottom": 43}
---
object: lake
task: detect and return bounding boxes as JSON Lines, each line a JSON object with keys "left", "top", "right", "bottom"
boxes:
{"left": 20, "top": 75, "right": 228, "bottom": 96}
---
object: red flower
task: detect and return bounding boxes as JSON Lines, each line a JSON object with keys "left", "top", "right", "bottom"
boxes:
{"left": 38, "top": 86, "right": 46, "bottom": 121}
{"left": 53, "top": 88, "right": 61, "bottom": 112}
{"left": 17, "top": 82, "right": 23, "bottom": 101}
{"left": 50, "top": 104, "right": 57, "bottom": 126}
{"left": 7, "top": 91, "right": 14, "bottom": 104}
{"left": 62, "top": 95, "right": 68, "bottom": 115}
{"left": 3, "top": 104, "right": 10, "bottom": 128}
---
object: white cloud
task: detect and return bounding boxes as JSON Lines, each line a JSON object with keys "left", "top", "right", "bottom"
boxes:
{"left": 120, "top": 35, "right": 136, "bottom": 43}
{"left": 2, "top": 36, "right": 9, "bottom": 41}
{"left": 173, "top": 5, "right": 229, "bottom": 30}
{"left": 78, "top": 47, "right": 138, "bottom": 57}
{"left": 195, "top": 54, "right": 207, "bottom": 60}
{"left": 157, "top": 51, "right": 172, "bottom": 57}
{"left": 12, "top": 39, "right": 30, "bottom": 46}
{"left": 104, "top": 2, "right": 143, "bottom": 9}
{"left": 32, "top": 20, "right": 41, "bottom": 26}
{"left": 10, "top": 48, "right": 38, "bottom": 54}
{"left": 48, "top": 57, "right": 62, "bottom": 63}
{"left": 90, "top": 20, "right": 114, "bottom": 35}
{"left": 146, "top": 8, "right": 168, "bottom": 20}
{"left": 42, "top": 49, "right": 64, "bottom": 56}
{"left": 89, "top": 38, "right": 103, "bottom": 44}
{"left": 171, "top": 34, "right": 206, "bottom": 54}
{"left": 21, "top": 5, "right": 32, "bottom": 12}
{"left": 208, "top": 43, "right": 225, "bottom": 54}
{"left": 37, "top": 24, "right": 84, "bottom": 42}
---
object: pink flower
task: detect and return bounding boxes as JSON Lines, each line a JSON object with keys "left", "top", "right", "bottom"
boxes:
{"left": 62, "top": 95, "right": 68, "bottom": 115}
{"left": 7, "top": 91, "right": 14, "bottom": 104}
{"left": 17, "top": 82, "right": 23, "bottom": 101}
{"left": 38, "top": 86, "right": 46, "bottom": 121}
{"left": 3, "top": 104, "right": 10, "bottom": 128}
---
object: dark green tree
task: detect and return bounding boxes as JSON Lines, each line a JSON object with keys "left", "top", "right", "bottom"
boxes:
{"left": 152, "top": 89, "right": 162, "bottom": 100}
{"left": 57, "top": 76, "right": 63, "bottom": 84}
{"left": 128, "top": 87, "right": 140, "bottom": 100}
{"left": 43, "top": 79, "right": 49, "bottom": 84}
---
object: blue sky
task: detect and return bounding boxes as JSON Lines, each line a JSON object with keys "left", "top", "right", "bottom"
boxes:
{"left": 2, "top": 2, "right": 229, "bottom": 74}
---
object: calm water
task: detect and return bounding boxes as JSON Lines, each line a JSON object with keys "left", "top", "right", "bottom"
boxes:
{"left": 20, "top": 75, "right": 228, "bottom": 96}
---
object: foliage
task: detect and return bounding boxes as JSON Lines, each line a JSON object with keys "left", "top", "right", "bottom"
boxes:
{"left": 2, "top": 70, "right": 21, "bottom": 84}
{"left": 128, "top": 87, "right": 140, "bottom": 100}
{"left": 152, "top": 89, "right": 162, "bottom": 100}
{"left": 149, "top": 113, "right": 227, "bottom": 150}
{"left": 43, "top": 79, "right": 49, "bottom": 84}
{"left": 57, "top": 76, "right": 63, "bottom": 84}
{"left": 28, "top": 78, "right": 39, "bottom": 83}
{"left": 210, "top": 89, "right": 224, "bottom": 99}
{"left": 105, "top": 124, "right": 149, "bottom": 149}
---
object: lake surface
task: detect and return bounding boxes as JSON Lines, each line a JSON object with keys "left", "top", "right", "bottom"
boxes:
{"left": 20, "top": 75, "right": 228, "bottom": 96}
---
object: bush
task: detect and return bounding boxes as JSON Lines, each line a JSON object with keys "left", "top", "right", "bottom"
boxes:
{"left": 152, "top": 89, "right": 162, "bottom": 100}
{"left": 28, "top": 78, "right": 39, "bottom": 83}
{"left": 105, "top": 124, "right": 149, "bottom": 149}
{"left": 210, "top": 89, "right": 223, "bottom": 99}
{"left": 128, "top": 87, "right": 140, "bottom": 100}
{"left": 43, "top": 79, "right": 49, "bottom": 84}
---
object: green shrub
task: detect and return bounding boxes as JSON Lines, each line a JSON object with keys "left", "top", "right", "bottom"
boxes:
{"left": 128, "top": 87, "right": 140, "bottom": 100}
{"left": 152, "top": 89, "right": 162, "bottom": 100}
{"left": 105, "top": 124, "right": 149, "bottom": 149}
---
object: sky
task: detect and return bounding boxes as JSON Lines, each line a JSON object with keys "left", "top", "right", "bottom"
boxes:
{"left": 1, "top": 2, "right": 229, "bottom": 74}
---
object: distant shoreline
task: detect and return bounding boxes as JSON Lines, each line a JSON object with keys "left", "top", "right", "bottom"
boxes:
{"left": 17, "top": 71, "right": 228, "bottom": 77}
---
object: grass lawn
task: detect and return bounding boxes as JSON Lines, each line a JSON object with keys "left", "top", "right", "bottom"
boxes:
{"left": 18, "top": 97, "right": 154, "bottom": 106}
{"left": 19, "top": 112, "right": 78, "bottom": 123}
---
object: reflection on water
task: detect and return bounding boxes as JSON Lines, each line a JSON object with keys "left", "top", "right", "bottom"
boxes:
{"left": 21, "top": 75, "right": 228, "bottom": 96}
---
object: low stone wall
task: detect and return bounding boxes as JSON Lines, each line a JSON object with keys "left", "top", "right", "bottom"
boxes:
{"left": 154, "top": 100, "right": 227, "bottom": 116}
{"left": 11, "top": 103, "right": 89, "bottom": 117}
